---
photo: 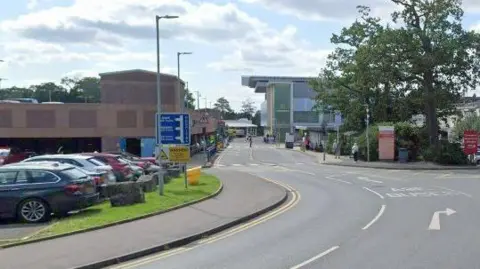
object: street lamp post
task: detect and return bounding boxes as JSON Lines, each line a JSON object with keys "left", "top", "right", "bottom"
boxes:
{"left": 177, "top": 52, "right": 192, "bottom": 113}
{"left": 176, "top": 51, "right": 192, "bottom": 189}
{"left": 156, "top": 14, "right": 178, "bottom": 195}
{"left": 366, "top": 105, "right": 370, "bottom": 162}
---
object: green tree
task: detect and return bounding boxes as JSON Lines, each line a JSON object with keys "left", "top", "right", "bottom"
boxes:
{"left": 453, "top": 114, "right": 480, "bottom": 139}
{"left": 312, "top": 1, "right": 480, "bottom": 148}
{"left": 240, "top": 97, "right": 256, "bottom": 120}
{"left": 389, "top": 0, "right": 479, "bottom": 146}
{"left": 61, "top": 76, "right": 100, "bottom": 103}
{"left": 213, "top": 97, "right": 234, "bottom": 115}
{"left": 184, "top": 88, "right": 195, "bottom": 109}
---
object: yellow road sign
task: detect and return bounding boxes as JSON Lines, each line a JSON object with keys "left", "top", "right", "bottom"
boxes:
{"left": 169, "top": 146, "right": 191, "bottom": 163}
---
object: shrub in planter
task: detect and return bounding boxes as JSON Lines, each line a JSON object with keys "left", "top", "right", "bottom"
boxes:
{"left": 109, "top": 182, "right": 145, "bottom": 207}
{"left": 136, "top": 175, "right": 156, "bottom": 193}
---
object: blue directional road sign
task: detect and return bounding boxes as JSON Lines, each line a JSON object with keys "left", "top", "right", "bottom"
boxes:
{"left": 156, "top": 113, "right": 190, "bottom": 145}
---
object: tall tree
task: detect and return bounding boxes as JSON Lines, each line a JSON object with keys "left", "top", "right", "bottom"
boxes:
{"left": 240, "top": 97, "right": 256, "bottom": 120}
{"left": 185, "top": 89, "right": 195, "bottom": 109}
{"left": 390, "top": 0, "right": 480, "bottom": 146}
{"left": 214, "top": 97, "right": 233, "bottom": 114}
{"left": 312, "top": 1, "right": 480, "bottom": 145}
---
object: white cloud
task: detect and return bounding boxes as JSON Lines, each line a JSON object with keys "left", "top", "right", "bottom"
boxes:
{"left": 0, "top": 0, "right": 268, "bottom": 47}
{"left": 240, "top": 0, "right": 480, "bottom": 21}
{"left": 208, "top": 25, "right": 331, "bottom": 75}
{"left": 239, "top": 0, "right": 394, "bottom": 21}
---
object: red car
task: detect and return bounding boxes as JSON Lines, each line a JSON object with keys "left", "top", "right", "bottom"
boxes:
{"left": 81, "top": 153, "right": 133, "bottom": 181}
{"left": 0, "top": 148, "right": 37, "bottom": 165}
{"left": 106, "top": 151, "right": 156, "bottom": 165}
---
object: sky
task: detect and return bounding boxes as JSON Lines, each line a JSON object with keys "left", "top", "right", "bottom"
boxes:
{"left": 0, "top": 0, "right": 479, "bottom": 111}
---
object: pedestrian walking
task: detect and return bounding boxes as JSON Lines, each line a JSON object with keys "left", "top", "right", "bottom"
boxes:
{"left": 352, "top": 142, "right": 359, "bottom": 162}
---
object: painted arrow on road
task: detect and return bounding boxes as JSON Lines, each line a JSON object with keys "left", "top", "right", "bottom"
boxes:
{"left": 428, "top": 208, "right": 456, "bottom": 230}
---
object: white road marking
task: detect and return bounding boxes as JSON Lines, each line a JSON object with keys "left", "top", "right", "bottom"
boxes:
{"left": 249, "top": 163, "right": 260, "bottom": 166}
{"left": 325, "top": 175, "right": 352, "bottom": 184}
{"left": 231, "top": 164, "right": 242, "bottom": 166}
{"left": 437, "top": 186, "right": 472, "bottom": 198}
{"left": 362, "top": 204, "right": 386, "bottom": 230}
{"left": 357, "top": 176, "right": 383, "bottom": 184}
{"left": 289, "top": 246, "right": 340, "bottom": 269}
{"left": 362, "top": 187, "right": 385, "bottom": 199}
{"left": 296, "top": 162, "right": 304, "bottom": 165}
{"left": 263, "top": 163, "right": 276, "bottom": 166}
{"left": 428, "top": 208, "right": 456, "bottom": 230}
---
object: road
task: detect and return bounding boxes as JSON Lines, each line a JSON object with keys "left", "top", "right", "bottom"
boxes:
{"left": 112, "top": 137, "right": 480, "bottom": 269}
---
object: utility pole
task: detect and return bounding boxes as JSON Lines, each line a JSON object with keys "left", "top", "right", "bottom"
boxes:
{"left": 203, "top": 97, "right": 207, "bottom": 111}
{"left": 0, "top": 78, "right": 7, "bottom": 90}
{"left": 195, "top": 91, "right": 201, "bottom": 110}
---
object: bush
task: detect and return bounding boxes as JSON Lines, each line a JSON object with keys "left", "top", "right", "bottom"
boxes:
{"left": 326, "top": 133, "right": 336, "bottom": 154}
{"left": 357, "top": 125, "right": 379, "bottom": 161}
{"left": 434, "top": 142, "right": 469, "bottom": 165}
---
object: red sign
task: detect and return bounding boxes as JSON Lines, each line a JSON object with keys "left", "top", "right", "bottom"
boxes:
{"left": 463, "top": 130, "right": 478, "bottom": 155}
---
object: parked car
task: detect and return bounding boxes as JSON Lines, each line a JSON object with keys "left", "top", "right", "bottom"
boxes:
{"left": 21, "top": 154, "right": 115, "bottom": 186}
{"left": 0, "top": 149, "right": 9, "bottom": 165}
{"left": 81, "top": 153, "right": 134, "bottom": 182}
{"left": 107, "top": 151, "right": 160, "bottom": 174}
{"left": 0, "top": 162, "right": 99, "bottom": 223}
{"left": 0, "top": 148, "right": 38, "bottom": 165}
{"left": 106, "top": 151, "right": 156, "bottom": 165}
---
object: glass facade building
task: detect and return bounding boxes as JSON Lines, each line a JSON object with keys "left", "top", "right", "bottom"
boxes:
{"left": 241, "top": 76, "right": 335, "bottom": 141}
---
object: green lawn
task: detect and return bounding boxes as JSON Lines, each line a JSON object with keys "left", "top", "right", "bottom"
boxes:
{"left": 29, "top": 173, "right": 220, "bottom": 240}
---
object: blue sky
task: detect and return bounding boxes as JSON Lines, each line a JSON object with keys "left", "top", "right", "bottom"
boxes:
{"left": 0, "top": 0, "right": 479, "bottom": 110}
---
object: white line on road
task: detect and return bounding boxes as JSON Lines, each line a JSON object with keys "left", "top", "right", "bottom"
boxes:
{"left": 437, "top": 186, "right": 472, "bottom": 198}
{"left": 232, "top": 164, "right": 242, "bottom": 166}
{"left": 357, "top": 176, "right": 383, "bottom": 184}
{"left": 289, "top": 246, "right": 340, "bottom": 269}
{"left": 362, "top": 204, "right": 386, "bottom": 230}
{"left": 325, "top": 176, "right": 352, "bottom": 184}
{"left": 362, "top": 187, "right": 385, "bottom": 199}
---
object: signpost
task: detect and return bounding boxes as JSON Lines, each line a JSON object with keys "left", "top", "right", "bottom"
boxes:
{"left": 156, "top": 113, "right": 190, "bottom": 145}
{"left": 463, "top": 130, "right": 478, "bottom": 155}
{"left": 156, "top": 113, "right": 191, "bottom": 188}
{"left": 169, "top": 146, "right": 191, "bottom": 163}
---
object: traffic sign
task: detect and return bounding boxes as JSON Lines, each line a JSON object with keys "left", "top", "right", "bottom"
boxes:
{"left": 169, "top": 146, "right": 191, "bottom": 163}
{"left": 156, "top": 113, "right": 191, "bottom": 145}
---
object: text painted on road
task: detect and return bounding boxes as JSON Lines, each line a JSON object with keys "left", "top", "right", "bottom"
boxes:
{"left": 385, "top": 187, "right": 466, "bottom": 198}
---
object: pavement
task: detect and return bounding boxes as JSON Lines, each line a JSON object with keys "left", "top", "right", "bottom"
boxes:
{"left": 295, "top": 147, "right": 479, "bottom": 170}
{"left": 106, "top": 137, "right": 480, "bottom": 269}
{"left": 0, "top": 167, "right": 286, "bottom": 269}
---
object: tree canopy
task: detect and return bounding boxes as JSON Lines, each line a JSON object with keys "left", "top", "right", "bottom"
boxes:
{"left": 311, "top": 0, "right": 480, "bottom": 146}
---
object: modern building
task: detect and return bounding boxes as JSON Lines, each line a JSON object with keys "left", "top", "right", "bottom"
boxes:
{"left": 242, "top": 76, "right": 336, "bottom": 141}
{"left": 0, "top": 69, "right": 218, "bottom": 156}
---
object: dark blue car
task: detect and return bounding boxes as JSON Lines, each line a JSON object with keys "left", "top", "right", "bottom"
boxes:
{"left": 0, "top": 162, "right": 99, "bottom": 223}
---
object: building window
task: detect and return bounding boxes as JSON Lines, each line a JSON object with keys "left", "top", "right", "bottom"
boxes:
{"left": 293, "top": 111, "right": 319, "bottom": 123}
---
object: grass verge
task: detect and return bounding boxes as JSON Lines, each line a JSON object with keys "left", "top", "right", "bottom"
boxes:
{"left": 15, "top": 173, "right": 220, "bottom": 242}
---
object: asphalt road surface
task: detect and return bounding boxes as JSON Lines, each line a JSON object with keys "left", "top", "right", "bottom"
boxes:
{"left": 113, "top": 137, "right": 480, "bottom": 269}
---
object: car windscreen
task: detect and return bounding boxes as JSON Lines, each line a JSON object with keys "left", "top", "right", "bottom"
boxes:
{"left": 87, "top": 157, "right": 107, "bottom": 166}
{"left": 61, "top": 167, "right": 89, "bottom": 180}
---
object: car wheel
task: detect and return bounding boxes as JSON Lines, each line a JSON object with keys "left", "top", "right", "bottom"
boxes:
{"left": 17, "top": 198, "right": 50, "bottom": 223}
